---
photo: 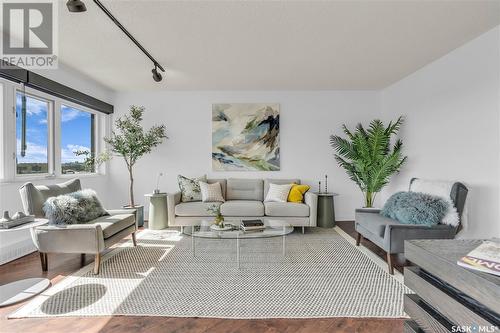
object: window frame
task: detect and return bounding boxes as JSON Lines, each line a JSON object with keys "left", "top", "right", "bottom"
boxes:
{"left": 0, "top": 78, "right": 108, "bottom": 183}
{"left": 14, "top": 89, "right": 54, "bottom": 178}
{"left": 58, "top": 101, "right": 102, "bottom": 177}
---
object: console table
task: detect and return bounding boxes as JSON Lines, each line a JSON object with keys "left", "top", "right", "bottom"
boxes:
{"left": 404, "top": 239, "right": 500, "bottom": 333}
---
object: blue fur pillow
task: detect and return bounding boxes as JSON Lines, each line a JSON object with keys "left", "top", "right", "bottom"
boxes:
{"left": 43, "top": 189, "right": 108, "bottom": 225}
{"left": 380, "top": 191, "right": 449, "bottom": 226}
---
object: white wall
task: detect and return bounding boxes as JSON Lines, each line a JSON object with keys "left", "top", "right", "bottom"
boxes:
{"left": 2, "top": 27, "right": 499, "bottom": 239}
{"left": 380, "top": 26, "right": 500, "bottom": 238}
{"left": 0, "top": 63, "right": 116, "bottom": 213}
{"left": 33, "top": 63, "right": 115, "bottom": 104}
{"left": 109, "top": 91, "right": 381, "bottom": 221}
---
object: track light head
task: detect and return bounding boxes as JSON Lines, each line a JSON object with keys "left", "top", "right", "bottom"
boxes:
{"left": 152, "top": 66, "right": 162, "bottom": 82}
{"left": 66, "top": 0, "right": 87, "bottom": 12}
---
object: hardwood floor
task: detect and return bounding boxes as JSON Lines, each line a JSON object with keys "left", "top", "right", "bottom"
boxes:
{"left": 0, "top": 224, "right": 404, "bottom": 333}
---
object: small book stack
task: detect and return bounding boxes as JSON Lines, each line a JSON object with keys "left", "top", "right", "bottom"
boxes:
{"left": 240, "top": 219, "right": 265, "bottom": 233}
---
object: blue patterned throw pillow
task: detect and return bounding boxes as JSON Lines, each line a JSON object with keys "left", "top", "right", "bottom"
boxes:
{"left": 380, "top": 191, "right": 449, "bottom": 226}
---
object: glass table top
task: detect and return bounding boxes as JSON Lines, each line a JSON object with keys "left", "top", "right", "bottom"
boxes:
{"left": 183, "top": 219, "right": 294, "bottom": 239}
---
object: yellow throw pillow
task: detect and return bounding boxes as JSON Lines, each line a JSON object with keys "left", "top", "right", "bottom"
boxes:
{"left": 288, "top": 184, "right": 310, "bottom": 203}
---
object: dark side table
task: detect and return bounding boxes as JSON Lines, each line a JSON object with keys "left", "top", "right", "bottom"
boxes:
{"left": 315, "top": 193, "right": 338, "bottom": 228}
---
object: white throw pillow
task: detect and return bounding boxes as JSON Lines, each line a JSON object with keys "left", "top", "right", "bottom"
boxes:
{"left": 200, "top": 182, "right": 225, "bottom": 202}
{"left": 265, "top": 183, "right": 293, "bottom": 202}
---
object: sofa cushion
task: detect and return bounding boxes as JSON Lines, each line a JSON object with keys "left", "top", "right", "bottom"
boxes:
{"left": 356, "top": 212, "right": 400, "bottom": 237}
{"left": 288, "top": 184, "right": 310, "bottom": 203}
{"left": 207, "top": 179, "right": 227, "bottom": 199}
{"left": 92, "top": 213, "right": 135, "bottom": 239}
{"left": 200, "top": 181, "right": 225, "bottom": 202}
{"left": 264, "top": 183, "right": 293, "bottom": 202}
{"left": 264, "top": 179, "right": 300, "bottom": 197}
{"left": 220, "top": 200, "right": 264, "bottom": 217}
{"left": 265, "top": 202, "right": 309, "bottom": 217}
{"left": 226, "top": 179, "right": 263, "bottom": 201}
{"left": 381, "top": 191, "right": 449, "bottom": 226}
{"left": 178, "top": 175, "right": 207, "bottom": 202}
{"left": 175, "top": 202, "right": 222, "bottom": 216}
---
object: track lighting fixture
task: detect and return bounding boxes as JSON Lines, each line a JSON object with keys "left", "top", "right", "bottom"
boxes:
{"left": 66, "top": 0, "right": 87, "bottom": 13}
{"left": 152, "top": 66, "right": 162, "bottom": 82}
{"left": 67, "top": 0, "right": 166, "bottom": 82}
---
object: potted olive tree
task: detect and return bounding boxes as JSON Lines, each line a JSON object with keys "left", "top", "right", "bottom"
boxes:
{"left": 330, "top": 116, "right": 407, "bottom": 208}
{"left": 104, "top": 105, "right": 167, "bottom": 226}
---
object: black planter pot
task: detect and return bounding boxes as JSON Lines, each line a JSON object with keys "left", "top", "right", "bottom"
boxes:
{"left": 123, "top": 205, "right": 144, "bottom": 227}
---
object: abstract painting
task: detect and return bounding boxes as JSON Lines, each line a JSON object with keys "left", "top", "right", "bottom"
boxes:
{"left": 212, "top": 103, "right": 280, "bottom": 171}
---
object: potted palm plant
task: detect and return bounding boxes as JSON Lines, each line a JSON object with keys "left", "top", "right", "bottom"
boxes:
{"left": 330, "top": 116, "right": 407, "bottom": 208}
{"left": 104, "top": 105, "right": 167, "bottom": 226}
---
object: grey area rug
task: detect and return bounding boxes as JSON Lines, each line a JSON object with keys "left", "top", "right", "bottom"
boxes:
{"left": 10, "top": 228, "right": 411, "bottom": 319}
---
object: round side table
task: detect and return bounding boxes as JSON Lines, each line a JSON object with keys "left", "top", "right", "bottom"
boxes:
{"left": 315, "top": 192, "right": 338, "bottom": 228}
{"left": 0, "top": 278, "right": 50, "bottom": 307}
{"left": 144, "top": 193, "right": 168, "bottom": 230}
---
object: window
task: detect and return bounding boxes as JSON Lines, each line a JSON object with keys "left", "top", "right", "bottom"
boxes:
{"left": 61, "top": 105, "right": 96, "bottom": 174}
{"left": 1, "top": 83, "right": 106, "bottom": 179}
{"left": 15, "top": 93, "right": 50, "bottom": 175}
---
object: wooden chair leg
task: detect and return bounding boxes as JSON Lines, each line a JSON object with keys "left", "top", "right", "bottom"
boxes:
{"left": 386, "top": 252, "right": 395, "bottom": 275}
{"left": 93, "top": 253, "right": 101, "bottom": 275}
{"left": 80, "top": 253, "right": 86, "bottom": 267}
{"left": 356, "top": 232, "right": 362, "bottom": 246}
{"left": 302, "top": 226, "right": 305, "bottom": 234}
{"left": 132, "top": 232, "right": 137, "bottom": 246}
{"left": 39, "top": 252, "right": 48, "bottom": 272}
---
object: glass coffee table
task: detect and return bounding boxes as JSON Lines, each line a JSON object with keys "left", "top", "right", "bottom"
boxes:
{"left": 183, "top": 219, "right": 294, "bottom": 268}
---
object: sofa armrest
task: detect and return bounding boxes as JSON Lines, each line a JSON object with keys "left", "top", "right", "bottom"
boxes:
{"left": 304, "top": 192, "right": 318, "bottom": 227}
{"left": 106, "top": 209, "right": 137, "bottom": 228}
{"left": 31, "top": 224, "right": 105, "bottom": 254}
{"left": 385, "top": 224, "right": 455, "bottom": 254}
{"left": 167, "top": 192, "right": 181, "bottom": 225}
{"left": 355, "top": 208, "right": 381, "bottom": 214}
{"left": 107, "top": 209, "right": 136, "bottom": 215}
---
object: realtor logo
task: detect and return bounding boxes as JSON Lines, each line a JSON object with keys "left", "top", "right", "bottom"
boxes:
{"left": 1, "top": 0, "right": 58, "bottom": 68}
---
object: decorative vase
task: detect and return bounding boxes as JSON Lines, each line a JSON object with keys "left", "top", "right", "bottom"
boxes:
{"left": 214, "top": 214, "right": 225, "bottom": 228}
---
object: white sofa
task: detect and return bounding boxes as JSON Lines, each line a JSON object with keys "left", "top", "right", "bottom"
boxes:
{"left": 167, "top": 178, "right": 318, "bottom": 232}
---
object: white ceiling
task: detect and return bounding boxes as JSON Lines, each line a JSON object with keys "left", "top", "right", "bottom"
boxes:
{"left": 54, "top": 0, "right": 500, "bottom": 91}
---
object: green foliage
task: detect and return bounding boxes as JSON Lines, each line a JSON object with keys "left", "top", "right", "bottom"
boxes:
{"left": 105, "top": 106, "right": 167, "bottom": 169}
{"left": 330, "top": 116, "right": 407, "bottom": 207}
{"left": 74, "top": 150, "right": 95, "bottom": 173}
{"left": 207, "top": 204, "right": 221, "bottom": 216}
{"left": 207, "top": 204, "right": 224, "bottom": 227}
{"left": 74, "top": 150, "right": 111, "bottom": 173}
{"left": 105, "top": 105, "right": 167, "bottom": 206}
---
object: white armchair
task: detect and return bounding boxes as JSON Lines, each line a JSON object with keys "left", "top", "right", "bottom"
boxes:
{"left": 20, "top": 179, "right": 137, "bottom": 274}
